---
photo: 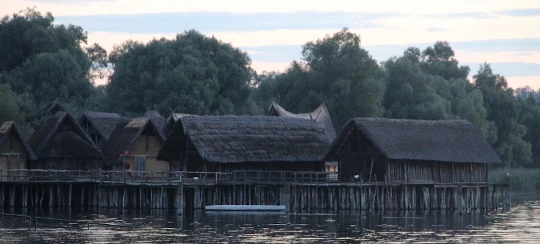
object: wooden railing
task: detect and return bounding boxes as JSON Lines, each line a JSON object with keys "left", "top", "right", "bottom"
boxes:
{"left": 0, "top": 169, "right": 341, "bottom": 184}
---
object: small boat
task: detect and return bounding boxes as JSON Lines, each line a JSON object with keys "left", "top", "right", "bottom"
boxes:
{"left": 204, "top": 205, "right": 286, "bottom": 212}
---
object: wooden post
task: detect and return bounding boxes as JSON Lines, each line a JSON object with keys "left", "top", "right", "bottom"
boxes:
{"left": 281, "top": 183, "right": 291, "bottom": 213}
{"left": 176, "top": 181, "right": 184, "bottom": 215}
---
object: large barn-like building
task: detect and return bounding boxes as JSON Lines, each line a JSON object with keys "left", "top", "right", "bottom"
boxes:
{"left": 325, "top": 118, "right": 501, "bottom": 183}
{"left": 157, "top": 115, "right": 331, "bottom": 173}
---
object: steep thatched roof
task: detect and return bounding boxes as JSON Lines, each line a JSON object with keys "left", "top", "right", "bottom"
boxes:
{"left": 158, "top": 115, "right": 331, "bottom": 163}
{"left": 78, "top": 111, "right": 124, "bottom": 141}
{"left": 144, "top": 110, "right": 167, "bottom": 140}
{"left": 326, "top": 118, "right": 501, "bottom": 164}
{"left": 102, "top": 117, "right": 165, "bottom": 165}
{"left": 43, "top": 99, "right": 67, "bottom": 116}
{"left": 0, "top": 121, "right": 37, "bottom": 160}
{"left": 268, "top": 102, "right": 336, "bottom": 143}
{"left": 40, "top": 131, "right": 102, "bottom": 158}
{"left": 163, "top": 113, "right": 197, "bottom": 137}
{"left": 28, "top": 111, "right": 101, "bottom": 159}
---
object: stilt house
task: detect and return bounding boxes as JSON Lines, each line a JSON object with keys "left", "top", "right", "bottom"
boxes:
{"left": 28, "top": 112, "right": 103, "bottom": 170}
{"left": 78, "top": 111, "right": 125, "bottom": 150}
{"left": 157, "top": 115, "right": 330, "bottom": 173}
{"left": 0, "top": 121, "right": 36, "bottom": 179}
{"left": 102, "top": 117, "right": 168, "bottom": 173}
{"left": 325, "top": 118, "right": 501, "bottom": 184}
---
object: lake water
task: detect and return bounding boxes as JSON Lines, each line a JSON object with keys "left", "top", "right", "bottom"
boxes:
{"left": 1, "top": 199, "right": 540, "bottom": 243}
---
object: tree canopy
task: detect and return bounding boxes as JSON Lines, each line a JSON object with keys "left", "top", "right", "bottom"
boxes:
{"left": 106, "top": 30, "right": 257, "bottom": 116}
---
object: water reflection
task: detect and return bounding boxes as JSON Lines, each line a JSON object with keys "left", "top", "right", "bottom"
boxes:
{"left": 1, "top": 201, "right": 540, "bottom": 243}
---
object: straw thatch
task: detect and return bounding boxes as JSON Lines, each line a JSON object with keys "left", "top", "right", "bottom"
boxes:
{"left": 158, "top": 115, "right": 331, "bottom": 163}
{"left": 268, "top": 102, "right": 336, "bottom": 143}
{"left": 102, "top": 117, "right": 165, "bottom": 165}
{"left": 28, "top": 111, "right": 101, "bottom": 158}
{"left": 78, "top": 111, "right": 124, "bottom": 141}
{"left": 0, "top": 121, "right": 37, "bottom": 160}
{"left": 144, "top": 110, "right": 167, "bottom": 140}
{"left": 163, "top": 113, "right": 197, "bottom": 137}
{"left": 42, "top": 99, "right": 67, "bottom": 116}
{"left": 327, "top": 118, "right": 501, "bottom": 164}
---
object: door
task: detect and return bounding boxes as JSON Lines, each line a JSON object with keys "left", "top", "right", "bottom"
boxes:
{"left": 134, "top": 156, "right": 146, "bottom": 179}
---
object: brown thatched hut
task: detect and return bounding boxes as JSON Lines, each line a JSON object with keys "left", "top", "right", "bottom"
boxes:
{"left": 0, "top": 121, "right": 36, "bottom": 178}
{"left": 78, "top": 111, "right": 124, "bottom": 150}
{"left": 163, "top": 113, "right": 197, "bottom": 137}
{"left": 28, "top": 112, "right": 103, "bottom": 170}
{"left": 102, "top": 117, "right": 168, "bottom": 172}
{"left": 325, "top": 118, "right": 501, "bottom": 183}
{"left": 157, "top": 116, "right": 330, "bottom": 173}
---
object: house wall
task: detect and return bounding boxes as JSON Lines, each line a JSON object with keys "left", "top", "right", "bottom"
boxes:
{"left": 0, "top": 132, "right": 29, "bottom": 179}
{"left": 124, "top": 133, "right": 169, "bottom": 175}
{"left": 332, "top": 125, "right": 489, "bottom": 184}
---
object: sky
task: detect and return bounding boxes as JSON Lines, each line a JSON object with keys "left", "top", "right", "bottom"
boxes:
{"left": 3, "top": 0, "right": 540, "bottom": 89}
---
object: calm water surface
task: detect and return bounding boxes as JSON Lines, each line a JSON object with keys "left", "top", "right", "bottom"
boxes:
{"left": 1, "top": 200, "right": 540, "bottom": 243}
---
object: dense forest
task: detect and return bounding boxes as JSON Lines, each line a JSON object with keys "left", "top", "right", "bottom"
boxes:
{"left": 1, "top": 8, "right": 540, "bottom": 168}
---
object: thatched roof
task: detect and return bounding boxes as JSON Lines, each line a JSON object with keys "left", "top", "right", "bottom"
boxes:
{"left": 326, "top": 118, "right": 501, "bottom": 164}
{"left": 28, "top": 111, "right": 101, "bottom": 159}
{"left": 40, "top": 131, "right": 102, "bottom": 158}
{"left": 78, "top": 111, "right": 124, "bottom": 141}
{"left": 158, "top": 115, "right": 331, "bottom": 163}
{"left": 43, "top": 99, "right": 67, "bottom": 116}
{"left": 268, "top": 102, "right": 336, "bottom": 143}
{"left": 102, "top": 117, "right": 165, "bottom": 165}
{"left": 0, "top": 121, "right": 37, "bottom": 160}
{"left": 163, "top": 113, "right": 197, "bottom": 137}
{"left": 144, "top": 110, "right": 167, "bottom": 140}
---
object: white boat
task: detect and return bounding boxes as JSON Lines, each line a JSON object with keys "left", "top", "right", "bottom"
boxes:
{"left": 204, "top": 205, "right": 286, "bottom": 212}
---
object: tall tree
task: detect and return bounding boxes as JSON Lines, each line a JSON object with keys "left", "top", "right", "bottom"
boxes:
{"left": 0, "top": 8, "right": 106, "bottom": 110}
{"left": 106, "top": 30, "right": 256, "bottom": 116}
{"left": 473, "top": 64, "right": 532, "bottom": 167}
{"left": 255, "top": 28, "right": 385, "bottom": 128}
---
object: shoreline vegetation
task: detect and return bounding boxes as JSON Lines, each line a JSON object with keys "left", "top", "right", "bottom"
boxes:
{"left": 490, "top": 168, "right": 540, "bottom": 195}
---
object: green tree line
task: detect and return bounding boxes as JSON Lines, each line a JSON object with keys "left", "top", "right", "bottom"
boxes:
{"left": 1, "top": 9, "right": 539, "bottom": 168}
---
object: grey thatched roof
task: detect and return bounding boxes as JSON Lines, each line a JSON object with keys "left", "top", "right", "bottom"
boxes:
{"left": 326, "top": 118, "right": 501, "bottom": 164}
{"left": 268, "top": 102, "right": 336, "bottom": 143}
{"left": 29, "top": 111, "right": 101, "bottom": 159}
{"left": 43, "top": 99, "right": 67, "bottom": 116}
{"left": 102, "top": 117, "right": 165, "bottom": 165}
{"left": 41, "top": 131, "right": 102, "bottom": 158}
{"left": 158, "top": 115, "right": 331, "bottom": 163}
{"left": 144, "top": 110, "right": 167, "bottom": 140}
{"left": 163, "top": 113, "right": 197, "bottom": 137}
{"left": 0, "top": 121, "right": 37, "bottom": 160}
{"left": 79, "top": 111, "right": 124, "bottom": 141}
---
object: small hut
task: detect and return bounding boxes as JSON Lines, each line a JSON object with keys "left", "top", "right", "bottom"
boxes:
{"left": 78, "top": 111, "right": 125, "bottom": 150}
{"left": 325, "top": 118, "right": 501, "bottom": 183}
{"left": 28, "top": 111, "right": 102, "bottom": 170}
{"left": 102, "top": 117, "right": 168, "bottom": 173}
{"left": 157, "top": 115, "right": 330, "bottom": 173}
{"left": 0, "top": 121, "right": 36, "bottom": 178}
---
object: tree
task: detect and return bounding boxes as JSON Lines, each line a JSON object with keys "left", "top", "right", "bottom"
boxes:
{"left": 0, "top": 8, "right": 105, "bottom": 110}
{"left": 106, "top": 30, "right": 255, "bottom": 115}
{"left": 254, "top": 28, "right": 385, "bottom": 128}
{"left": 0, "top": 84, "right": 37, "bottom": 137}
{"left": 474, "top": 64, "right": 532, "bottom": 167}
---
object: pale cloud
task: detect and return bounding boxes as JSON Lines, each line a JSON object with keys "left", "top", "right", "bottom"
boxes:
{"left": 505, "top": 76, "right": 540, "bottom": 89}
{"left": 454, "top": 50, "right": 540, "bottom": 64}
{"left": 5, "top": 0, "right": 540, "bottom": 16}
